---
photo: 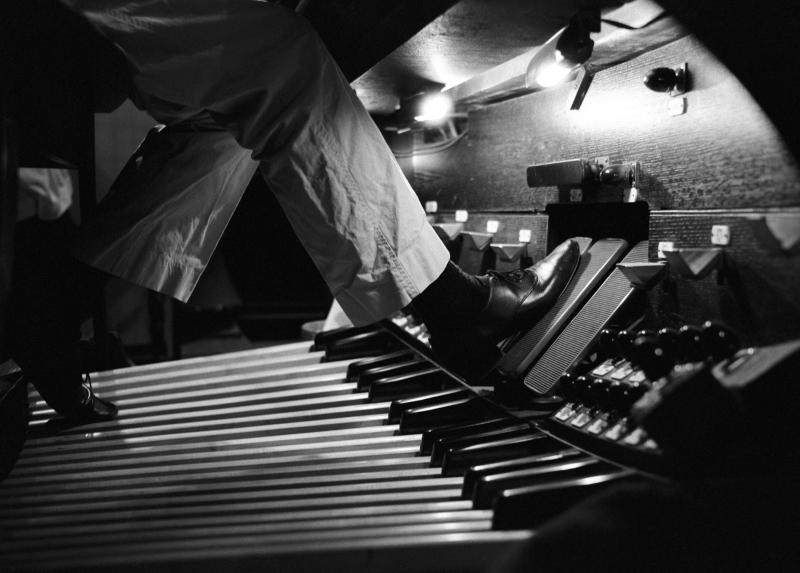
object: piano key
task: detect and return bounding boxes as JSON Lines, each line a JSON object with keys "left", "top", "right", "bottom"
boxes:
{"left": 461, "top": 449, "right": 585, "bottom": 498}
{"left": 429, "top": 424, "right": 535, "bottom": 466}
{"left": 311, "top": 323, "right": 380, "bottom": 350}
{"left": 55, "top": 367, "right": 348, "bottom": 403}
{"left": 442, "top": 433, "right": 567, "bottom": 476}
{"left": 4, "top": 530, "right": 535, "bottom": 573}
{"left": 10, "top": 432, "right": 426, "bottom": 474}
{"left": 492, "top": 470, "right": 640, "bottom": 529}
{"left": 420, "top": 417, "right": 526, "bottom": 455}
{"left": 31, "top": 390, "right": 377, "bottom": 423}
{"left": 65, "top": 358, "right": 349, "bottom": 398}
{"left": 73, "top": 351, "right": 329, "bottom": 391}
{"left": 472, "top": 458, "right": 615, "bottom": 508}
{"left": 51, "top": 380, "right": 361, "bottom": 413}
{"left": 5, "top": 507, "right": 493, "bottom": 542}
{"left": 355, "top": 358, "right": 433, "bottom": 391}
{"left": 368, "top": 367, "right": 455, "bottom": 401}
{"left": 2, "top": 518, "right": 498, "bottom": 558}
{"left": 0, "top": 489, "right": 474, "bottom": 528}
{"left": 5, "top": 467, "right": 451, "bottom": 507}
{"left": 1, "top": 477, "right": 467, "bottom": 520}
{"left": 321, "top": 330, "right": 399, "bottom": 361}
{"left": 0, "top": 454, "right": 436, "bottom": 490}
{"left": 345, "top": 349, "right": 417, "bottom": 382}
{"left": 388, "top": 388, "right": 471, "bottom": 423}
{"left": 23, "top": 412, "right": 392, "bottom": 454}
{"left": 27, "top": 401, "right": 391, "bottom": 436}
{"left": 88, "top": 341, "right": 315, "bottom": 382}
{"left": 399, "top": 397, "right": 490, "bottom": 434}
{"left": 16, "top": 424, "right": 409, "bottom": 466}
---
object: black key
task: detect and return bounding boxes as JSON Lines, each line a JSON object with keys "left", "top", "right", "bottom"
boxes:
{"left": 462, "top": 449, "right": 583, "bottom": 498}
{"left": 368, "top": 367, "right": 454, "bottom": 401}
{"left": 345, "top": 350, "right": 416, "bottom": 382}
{"left": 399, "top": 397, "right": 489, "bottom": 434}
{"left": 421, "top": 418, "right": 525, "bottom": 455}
{"left": 473, "top": 458, "right": 612, "bottom": 508}
{"left": 492, "top": 470, "right": 639, "bottom": 530}
{"left": 388, "top": 388, "right": 471, "bottom": 424}
{"left": 442, "top": 433, "right": 565, "bottom": 476}
{"left": 312, "top": 323, "right": 379, "bottom": 350}
{"left": 356, "top": 359, "right": 431, "bottom": 391}
{"left": 322, "top": 330, "right": 398, "bottom": 361}
{"left": 430, "top": 425, "right": 534, "bottom": 467}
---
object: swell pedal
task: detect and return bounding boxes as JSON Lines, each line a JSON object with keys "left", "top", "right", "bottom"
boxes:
{"left": 524, "top": 241, "right": 649, "bottom": 395}
{"left": 494, "top": 237, "right": 628, "bottom": 383}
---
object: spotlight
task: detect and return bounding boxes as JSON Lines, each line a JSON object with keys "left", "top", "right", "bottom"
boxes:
{"left": 643, "top": 64, "right": 688, "bottom": 96}
{"left": 535, "top": 59, "right": 574, "bottom": 88}
{"left": 526, "top": 9, "right": 599, "bottom": 90}
{"left": 414, "top": 92, "right": 453, "bottom": 124}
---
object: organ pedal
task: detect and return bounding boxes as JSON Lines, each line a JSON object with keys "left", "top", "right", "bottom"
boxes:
{"left": 1, "top": 236, "right": 795, "bottom": 571}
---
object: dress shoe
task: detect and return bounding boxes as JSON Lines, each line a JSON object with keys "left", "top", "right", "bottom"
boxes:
{"left": 427, "top": 239, "right": 581, "bottom": 379}
{"left": 469, "top": 238, "right": 580, "bottom": 343}
{"left": 67, "top": 382, "right": 119, "bottom": 424}
{"left": 26, "top": 372, "right": 119, "bottom": 425}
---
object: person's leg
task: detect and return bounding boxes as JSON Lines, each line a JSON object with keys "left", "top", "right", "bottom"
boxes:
{"left": 8, "top": 216, "right": 117, "bottom": 422}
{"left": 190, "top": 7, "right": 579, "bottom": 372}
{"left": 201, "top": 8, "right": 451, "bottom": 325}
{"left": 72, "top": 2, "right": 579, "bottom": 374}
{"left": 72, "top": 1, "right": 449, "bottom": 325}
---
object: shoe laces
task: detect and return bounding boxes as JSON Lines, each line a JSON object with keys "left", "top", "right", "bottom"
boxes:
{"left": 487, "top": 268, "right": 528, "bottom": 283}
{"left": 81, "top": 371, "right": 94, "bottom": 406}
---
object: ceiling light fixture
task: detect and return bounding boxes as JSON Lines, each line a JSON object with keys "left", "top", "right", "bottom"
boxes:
{"left": 525, "top": 9, "right": 600, "bottom": 90}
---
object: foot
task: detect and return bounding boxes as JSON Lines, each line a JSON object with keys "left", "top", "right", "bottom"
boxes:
{"left": 69, "top": 384, "right": 119, "bottom": 424}
{"left": 467, "top": 238, "right": 581, "bottom": 343}
{"left": 425, "top": 239, "right": 581, "bottom": 378}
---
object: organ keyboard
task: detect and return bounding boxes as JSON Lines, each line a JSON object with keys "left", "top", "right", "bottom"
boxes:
{"left": 0, "top": 325, "right": 639, "bottom": 572}
{"left": 1, "top": 236, "right": 794, "bottom": 571}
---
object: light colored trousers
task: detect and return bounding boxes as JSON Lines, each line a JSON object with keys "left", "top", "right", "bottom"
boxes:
{"left": 68, "top": 0, "right": 449, "bottom": 325}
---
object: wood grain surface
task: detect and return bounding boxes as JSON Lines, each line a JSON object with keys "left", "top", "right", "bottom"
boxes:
{"left": 411, "top": 36, "right": 800, "bottom": 212}
{"left": 647, "top": 209, "right": 800, "bottom": 345}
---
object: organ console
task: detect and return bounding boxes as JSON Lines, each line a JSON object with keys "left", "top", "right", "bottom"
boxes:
{"left": 2, "top": 0, "right": 800, "bottom": 571}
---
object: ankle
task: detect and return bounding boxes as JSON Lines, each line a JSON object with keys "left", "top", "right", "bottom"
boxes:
{"left": 412, "top": 262, "right": 489, "bottom": 328}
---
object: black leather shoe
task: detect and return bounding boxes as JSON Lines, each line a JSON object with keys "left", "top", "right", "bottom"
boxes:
{"left": 428, "top": 239, "right": 581, "bottom": 379}
{"left": 67, "top": 383, "right": 118, "bottom": 424}
{"left": 472, "top": 238, "right": 580, "bottom": 343}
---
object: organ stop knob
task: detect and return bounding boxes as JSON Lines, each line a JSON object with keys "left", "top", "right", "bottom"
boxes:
{"left": 700, "top": 321, "right": 740, "bottom": 361}
{"left": 628, "top": 333, "right": 675, "bottom": 381}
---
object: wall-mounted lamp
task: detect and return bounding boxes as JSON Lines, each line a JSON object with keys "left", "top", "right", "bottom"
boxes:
{"left": 384, "top": 89, "right": 467, "bottom": 158}
{"left": 644, "top": 64, "right": 688, "bottom": 96}
{"left": 525, "top": 9, "right": 600, "bottom": 90}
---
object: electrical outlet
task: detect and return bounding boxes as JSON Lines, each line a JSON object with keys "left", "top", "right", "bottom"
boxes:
{"left": 518, "top": 229, "right": 532, "bottom": 243}
{"left": 711, "top": 225, "right": 731, "bottom": 245}
{"left": 425, "top": 201, "right": 438, "bottom": 214}
{"left": 668, "top": 97, "right": 687, "bottom": 116}
{"left": 455, "top": 210, "right": 469, "bottom": 222}
{"left": 486, "top": 220, "right": 500, "bottom": 233}
{"left": 658, "top": 241, "right": 675, "bottom": 259}
{"left": 569, "top": 189, "right": 583, "bottom": 202}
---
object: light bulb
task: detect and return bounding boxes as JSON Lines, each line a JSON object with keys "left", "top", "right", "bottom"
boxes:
{"left": 535, "top": 61, "right": 573, "bottom": 87}
{"left": 414, "top": 93, "right": 453, "bottom": 123}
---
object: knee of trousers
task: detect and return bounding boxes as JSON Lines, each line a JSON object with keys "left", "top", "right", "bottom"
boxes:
{"left": 206, "top": 7, "right": 345, "bottom": 159}
{"left": 270, "top": 7, "right": 334, "bottom": 79}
